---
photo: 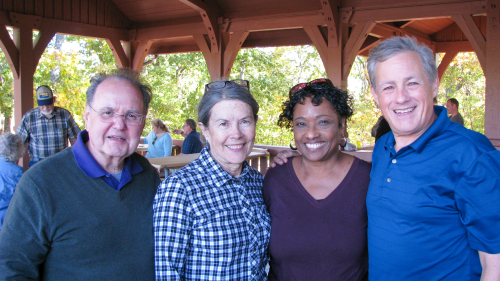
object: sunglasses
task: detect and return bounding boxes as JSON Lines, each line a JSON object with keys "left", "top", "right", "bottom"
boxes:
{"left": 205, "top": 79, "right": 250, "bottom": 92}
{"left": 289, "top": 78, "right": 333, "bottom": 98}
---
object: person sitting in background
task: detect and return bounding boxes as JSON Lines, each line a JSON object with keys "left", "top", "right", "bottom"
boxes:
{"left": 172, "top": 118, "right": 202, "bottom": 154}
{"left": 264, "top": 78, "right": 370, "bottom": 280}
{"left": 142, "top": 119, "right": 173, "bottom": 158}
{"left": 0, "top": 133, "right": 25, "bottom": 230}
{"left": 446, "top": 98, "right": 464, "bottom": 126}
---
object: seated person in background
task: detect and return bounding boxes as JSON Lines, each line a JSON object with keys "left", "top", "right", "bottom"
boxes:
{"left": 446, "top": 98, "right": 464, "bottom": 126}
{"left": 264, "top": 78, "right": 370, "bottom": 280}
{"left": 142, "top": 119, "right": 173, "bottom": 158}
{"left": 0, "top": 133, "right": 25, "bottom": 230}
{"left": 173, "top": 118, "right": 202, "bottom": 154}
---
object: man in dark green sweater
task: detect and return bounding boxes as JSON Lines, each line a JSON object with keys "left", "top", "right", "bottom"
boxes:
{"left": 0, "top": 69, "right": 161, "bottom": 280}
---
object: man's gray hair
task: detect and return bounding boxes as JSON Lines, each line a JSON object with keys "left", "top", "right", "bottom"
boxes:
{"left": 0, "top": 133, "right": 25, "bottom": 163}
{"left": 367, "top": 36, "right": 438, "bottom": 91}
{"left": 198, "top": 82, "right": 259, "bottom": 127}
{"left": 86, "top": 68, "right": 153, "bottom": 115}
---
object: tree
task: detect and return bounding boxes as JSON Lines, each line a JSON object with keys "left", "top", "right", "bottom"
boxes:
{"left": 438, "top": 52, "right": 485, "bottom": 133}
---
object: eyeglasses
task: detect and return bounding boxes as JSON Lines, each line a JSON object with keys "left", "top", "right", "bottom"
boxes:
{"left": 205, "top": 79, "right": 250, "bottom": 92}
{"left": 289, "top": 78, "right": 333, "bottom": 97}
{"left": 88, "top": 104, "right": 144, "bottom": 126}
{"left": 152, "top": 136, "right": 157, "bottom": 145}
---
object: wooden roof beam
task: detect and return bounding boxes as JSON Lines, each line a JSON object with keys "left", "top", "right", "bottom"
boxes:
{"left": 452, "top": 14, "right": 486, "bottom": 68}
{"left": 435, "top": 40, "right": 474, "bottom": 52}
{"left": 135, "top": 22, "right": 207, "bottom": 41}
{"left": 343, "top": 1, "right": 486, "bottom": 23}
{"left": 320, "top": 0, "right": 342, "bottom": 48}
{"left": 9, "top": 12, "right": 128, "bottom": 41}
{"left": 228, "top": 12, "right": 324, "bottom": 32}
{"left": 179, "top": 0, "right": 223, "bottom": 54}
{"left": 370, "top": 23, "right": 433, "bottom": 46}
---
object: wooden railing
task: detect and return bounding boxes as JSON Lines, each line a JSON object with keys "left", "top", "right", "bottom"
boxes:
{"left": 162, "top": 140, "right": 372, "bottom": 175}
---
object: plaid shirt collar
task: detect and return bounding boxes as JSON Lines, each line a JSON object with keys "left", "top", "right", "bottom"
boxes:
{"left": 36, "top": 106, "right": 59, "bottom": 120}
{"left": 198, "top": 146, "right": 252, "bottom": 188}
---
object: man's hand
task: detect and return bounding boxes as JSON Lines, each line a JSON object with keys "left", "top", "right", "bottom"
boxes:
{"left": 268, "top": 150, "right": 301, "bottom": 169}
{"left": 173, "top": 129, "right": 183, "bottom": 135}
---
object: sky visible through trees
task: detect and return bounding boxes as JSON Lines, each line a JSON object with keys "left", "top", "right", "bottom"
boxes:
{"left": 0, "top": 34, "right": 486, "bottom": 147}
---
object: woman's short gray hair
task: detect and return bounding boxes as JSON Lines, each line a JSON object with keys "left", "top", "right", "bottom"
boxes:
{"left": 0, "top": 133, "right": 25, "bottom": 163}
{"left": 367, "top": 36, "right": 438, "bottom": 91}
{"left": 86, "top": 68, "right": 153, "bottom": 115}
{"left": 198, "top": 81, "right": 259, "bottom": 127}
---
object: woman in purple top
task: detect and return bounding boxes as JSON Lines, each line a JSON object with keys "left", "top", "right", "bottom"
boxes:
{"left": 264, "top": 79, "right": 371, "bottom": 280}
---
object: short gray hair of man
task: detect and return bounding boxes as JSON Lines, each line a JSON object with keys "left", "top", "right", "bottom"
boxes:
{"left": 367, "top": 36, "right": 438, "bottom": 91}
{"left": 0, "top": 133, "right": 25, "bottom": 163}
{"left": 198, "top": 81, "right": 259, "bottom": 127}
{"left": 86, "top": 68, "right": 153, "bottom": 115}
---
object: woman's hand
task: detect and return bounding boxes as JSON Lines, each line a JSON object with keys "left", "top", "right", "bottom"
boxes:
{"left": 268, "top": 150, "right": 301, "bottom": 169}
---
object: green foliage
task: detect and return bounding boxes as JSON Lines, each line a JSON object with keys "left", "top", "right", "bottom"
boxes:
{"left": 438, "top": 52, "right": 485, "bottom": 133}
{"left": 0, "top": 33, "right": 486, "bottom": 146}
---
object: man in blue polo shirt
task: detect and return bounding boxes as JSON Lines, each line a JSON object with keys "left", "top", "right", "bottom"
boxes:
{"left": 366, "top": 36, "right": 500, "bottom": 280}
{"left": 0, "top": 69, "right": 160, "bottom": 280}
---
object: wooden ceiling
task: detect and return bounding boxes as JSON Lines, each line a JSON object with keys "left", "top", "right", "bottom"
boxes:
{"left": 0, "top": 0, "right": 487, "bottom": 57}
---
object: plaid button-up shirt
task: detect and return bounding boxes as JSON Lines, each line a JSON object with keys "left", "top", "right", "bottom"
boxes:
{"left": 16, "top": 107, "right": 81, "bottom": 159}
{"left": 154, "top": 146, "right": 271, "bottom": 280}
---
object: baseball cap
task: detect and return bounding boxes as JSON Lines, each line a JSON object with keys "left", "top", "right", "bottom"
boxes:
{"left": 36, "top": 85, "right": 54, "bottom": 106}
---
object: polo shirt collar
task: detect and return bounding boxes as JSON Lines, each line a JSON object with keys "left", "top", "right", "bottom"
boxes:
{"left": 384, "top": 106, "right": 450, "bottom": 154}
{"left": 72, "top": 130, "right": 143, "bottom": 186}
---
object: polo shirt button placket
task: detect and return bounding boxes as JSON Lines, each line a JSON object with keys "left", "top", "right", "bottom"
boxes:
{"left": 387, "top": 178, "right": 391, "bottom": 183}
{"left": 392, "top": 158, "right": 397, "bottom": 164}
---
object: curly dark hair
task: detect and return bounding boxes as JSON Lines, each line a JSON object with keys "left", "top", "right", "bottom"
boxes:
{"left": 277, "top": 81, "right": 353, "bottom": 130}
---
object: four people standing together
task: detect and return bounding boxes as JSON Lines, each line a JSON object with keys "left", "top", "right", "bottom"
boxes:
{"left": 1, "top": 35, "right": 500, "bottom": 281}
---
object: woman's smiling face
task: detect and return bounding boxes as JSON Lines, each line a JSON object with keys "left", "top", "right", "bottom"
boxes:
{"left": 200, "top": 99, "right": 256, "bottom": 176}
{"left": 293, "top": 97, "right": 343, "bottom": 163}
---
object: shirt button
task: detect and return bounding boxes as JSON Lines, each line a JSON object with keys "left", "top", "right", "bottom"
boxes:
{"left": 392, "top": 159, "right": 397, "bottom": 164}
{"left": 387, "top": 178, "right": 391, "bottom": 183}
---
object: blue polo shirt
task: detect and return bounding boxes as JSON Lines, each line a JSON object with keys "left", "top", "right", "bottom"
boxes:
{"left": 367, "top": 106, "right": 500, "bottom": 280}
{"left": 72, "top": 130, "right": 143, "bottom": 191}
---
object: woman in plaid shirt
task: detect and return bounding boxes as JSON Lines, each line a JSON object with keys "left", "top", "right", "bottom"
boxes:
{"left": 154, "top": 80, "right": 271, "bottom": 280}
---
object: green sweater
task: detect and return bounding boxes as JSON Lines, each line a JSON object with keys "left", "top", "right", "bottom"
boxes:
{"left": 0, "top": 148, "right": 160, "bottom": 280}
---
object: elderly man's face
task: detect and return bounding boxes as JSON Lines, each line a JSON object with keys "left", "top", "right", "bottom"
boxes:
{"left": 371, "top": 51, "right": 438, "bottom": 145}
{"left": 84, "top": 77, "right": 145, "bottom": 166}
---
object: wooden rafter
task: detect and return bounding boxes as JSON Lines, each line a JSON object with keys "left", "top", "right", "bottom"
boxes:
{"left": 344, "top": 1, "right": 486, "bottom": 23}
{"left": 452, "top": 14, "right": 486, "bottom": 67}
{"left": 228, "top": 12, "right": 324, "bottom": 32}
{"left": 320, "top": 0, "right": 341, "bottom": 48}
{"left": 179, "top": 0, "right": 223, "bottom": 54}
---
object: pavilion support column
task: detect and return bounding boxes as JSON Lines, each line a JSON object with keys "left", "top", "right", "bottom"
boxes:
{"left": 0, "top": 13, "right": 56, "bottom": 168}
{"left": 131, "top": 40, "right": 153, "bottom": 72}
{"left": 485, "top": 0, "right": 500, "bottom": 148}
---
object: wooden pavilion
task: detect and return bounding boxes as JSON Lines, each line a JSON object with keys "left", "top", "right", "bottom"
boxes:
{"left": 1, "top": 0, "right": 499, "bottom": 156}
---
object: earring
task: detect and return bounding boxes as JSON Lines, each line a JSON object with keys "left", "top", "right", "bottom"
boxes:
{"left": 340, "top": 132, "right": 347, "bottom": 148}
{"left": 289, "top": 138, "right": 297, "bottom": 150}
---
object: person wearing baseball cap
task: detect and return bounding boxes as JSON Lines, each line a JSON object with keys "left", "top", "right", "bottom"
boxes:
{"left": 16, "top": 85, "right": 81, "bottom": 167}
